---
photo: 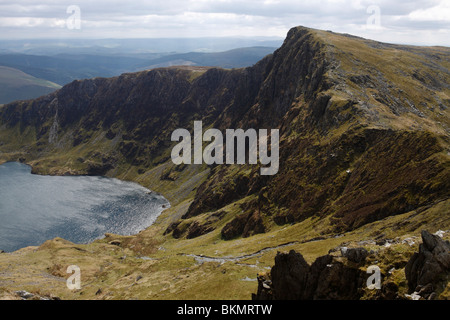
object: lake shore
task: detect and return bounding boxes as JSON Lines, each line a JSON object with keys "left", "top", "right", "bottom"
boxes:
{"left": 0, "top": 161, "right": 170, "bottom": 253}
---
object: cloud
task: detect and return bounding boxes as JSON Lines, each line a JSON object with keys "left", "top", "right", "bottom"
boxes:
{"left": 408, "top": 0, "right": 450, "bottom": 22}
{"left": 0, "top": 0, "right": 448, "bottom": 45}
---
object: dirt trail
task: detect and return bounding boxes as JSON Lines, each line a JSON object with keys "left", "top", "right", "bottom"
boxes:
{"left": 180, "top": 241, "right": 299, "bottom": 264}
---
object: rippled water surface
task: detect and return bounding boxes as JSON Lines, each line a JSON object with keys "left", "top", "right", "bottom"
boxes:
{"left": 0, "top": 162, "right": 169, "bottom": 252}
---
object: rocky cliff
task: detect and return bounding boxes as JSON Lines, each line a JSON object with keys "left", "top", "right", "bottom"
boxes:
{"left": 0, "top": 26, "right": 449, "bottom": 300}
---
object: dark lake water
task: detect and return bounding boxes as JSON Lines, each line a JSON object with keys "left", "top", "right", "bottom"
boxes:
{"left": 0, "top": 162, "right": 169, "bottom": 252}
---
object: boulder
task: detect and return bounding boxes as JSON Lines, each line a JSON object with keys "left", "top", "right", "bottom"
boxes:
{"left": 405, "top": 230, "right": 450, "bottom": 299}
{"left": 342, "top": 247, "right": 369, "bottom": 263}
{"left": 270, "top": 250, "right": 310, "bottom": 300}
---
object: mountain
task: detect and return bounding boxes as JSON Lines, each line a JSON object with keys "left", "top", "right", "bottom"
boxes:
{"left": 0, "top": 38, "right": 283, "bottom": 55}
{"left": 0, "top": 26, "right": 449, "bottom": 300}
{"left": 0, "top": 66, "right": 61, "bottom": 104}
{"left": 0, "top": 52, "right": 169, "bottom": 85}
{"left": 136, "top": 46, "right": 278, "bottom": 69}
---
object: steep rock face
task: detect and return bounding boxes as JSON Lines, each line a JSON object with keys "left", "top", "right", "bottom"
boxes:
{"left": 405, "top": 230, "right": 450, "bottom": 299}
{"left": 0, "top": 26, "right": 449, "bottom": 240}
{"left": 177, "top": 28, "right": 450, "bottom": 237}
{"left": 183, "top": 28, "right": 332, "bottom": 221}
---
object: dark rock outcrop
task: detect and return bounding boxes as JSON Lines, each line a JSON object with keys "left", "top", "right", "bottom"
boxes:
{"left": 269, "top": 250, "right": 310, "bottom": 300}
{"left": 253, "top": 249, "right": 366, "bottom": 300}
{"left": 186, "top": 221, "right": 215, "bottom": 239}
{"left": 405, "top": 230, "right": 450, "bottom": 299}
{"left": 164, "top": 210, "right": 227, "bottom": 239}
{"left": 341, "top": 247, "right": 369, "bottom": 263}
{"left": 254, "top": 272, "right": 273, "bottom": 300}
{"left": 163, "top": 221, "right": 180, "bottom": 236}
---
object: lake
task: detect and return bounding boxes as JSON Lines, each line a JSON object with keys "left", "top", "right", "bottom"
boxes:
{"left": 0, "top": 162, "right": 169, "bottom": 252}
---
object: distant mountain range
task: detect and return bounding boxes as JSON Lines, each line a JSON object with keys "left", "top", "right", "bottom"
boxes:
{"left": 0, "top": 66, "right": 61, "bottom": 105}
{"left": 0, "top": 46, "right": 277, "bottom": 104}
{"left": 0, "top": 38, "right": 283, "bottom": 55}
{"left": 136, "top": 46, "right": 278, "bottom": 70}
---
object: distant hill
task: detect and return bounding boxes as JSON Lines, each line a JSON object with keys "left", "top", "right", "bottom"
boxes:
{"left": 138, "top": 46, "right": 278, "bottom": 69}
{"left": 0, "top": 66, "right": 61, "bottom": 104}
{"left": 0, "top": 53, "right": 153, "bottom": 85}
{"left": 0, "top": 38, "right": 283, "bottom": 55}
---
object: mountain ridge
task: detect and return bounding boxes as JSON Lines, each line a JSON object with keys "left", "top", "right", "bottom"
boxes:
{"left": 1, "top": 25, "right": 449, "bottom": 231}
{"left": 0, "top": 26, "right": 449, "bottom": 300}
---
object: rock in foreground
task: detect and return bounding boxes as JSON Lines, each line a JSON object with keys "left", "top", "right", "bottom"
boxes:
{"left": 253, "top": 249, "right": 366, "bottom": 300}
{"left": 254, "top": 230, "right": 450, "bottom": 300}
{"left": 405, "top": 230, "right": 450, "bottom": 300}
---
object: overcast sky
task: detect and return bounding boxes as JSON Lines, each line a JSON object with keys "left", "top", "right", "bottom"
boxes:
{"left": 0, "top": 0, "right": 449, "bottom": 46}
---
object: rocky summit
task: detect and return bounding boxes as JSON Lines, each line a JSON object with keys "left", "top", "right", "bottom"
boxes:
{"left": 0, "top": 26, "right": 449, "bottom": 300}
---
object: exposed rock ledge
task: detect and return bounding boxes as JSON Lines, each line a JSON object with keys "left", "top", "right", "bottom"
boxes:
{"left": 253, "top": 230, "right": 449, "bottom": 300}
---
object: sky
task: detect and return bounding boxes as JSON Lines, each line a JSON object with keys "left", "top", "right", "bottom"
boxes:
{"left": 0, "top": 0, "right": 449, "bottom": 46}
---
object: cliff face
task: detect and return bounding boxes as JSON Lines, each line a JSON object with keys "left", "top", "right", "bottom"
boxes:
{"left": 0, "top": 26, "right": 449, "bottom": 240}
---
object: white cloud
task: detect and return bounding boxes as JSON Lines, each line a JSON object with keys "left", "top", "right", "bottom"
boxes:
{"left": 0, "top": 0, "right": 448, "bottom": 45}
{"left": 0, "top": 16, "right": 65, "bottom": 28}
